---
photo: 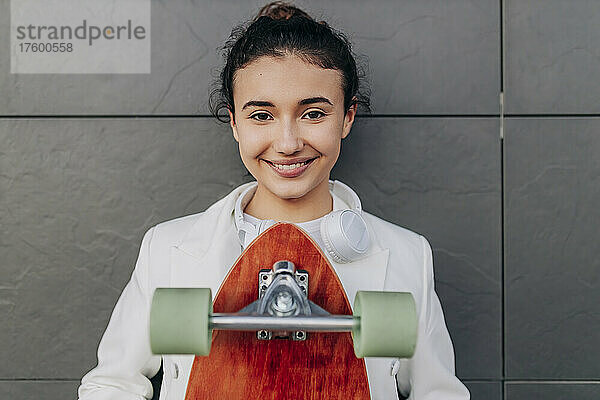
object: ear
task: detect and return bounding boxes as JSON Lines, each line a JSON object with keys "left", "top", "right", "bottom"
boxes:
{"left": 228, "top": 108, "right": 239, "bottom": 142}
{"left": 341, "top": 100, "right": 358, "bottom": 140}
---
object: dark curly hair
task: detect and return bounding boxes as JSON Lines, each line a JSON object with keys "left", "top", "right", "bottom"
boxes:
{"left": 209, "top": 1, "right": 371, "bottom": 123}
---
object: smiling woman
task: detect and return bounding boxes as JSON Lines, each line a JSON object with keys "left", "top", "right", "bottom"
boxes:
{"left": 77, "top": 2, "right": 470, "bottom": 400}
{"left": 208, "top": 1, "right": 371, "bottom": 223}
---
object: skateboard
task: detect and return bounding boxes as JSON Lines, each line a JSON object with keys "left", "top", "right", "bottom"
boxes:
{"left": 149, "top": 222, "right": 417, "bottom": 399}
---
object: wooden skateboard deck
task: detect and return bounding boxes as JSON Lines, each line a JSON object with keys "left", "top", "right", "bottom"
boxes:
{"left": 184, "top": 222, "right": 370, "bottom": 399}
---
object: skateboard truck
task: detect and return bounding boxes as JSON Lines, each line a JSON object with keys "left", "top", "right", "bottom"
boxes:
{"left": 150, "top": 262, "right": 418, "bottom": 358}
{"left": 218, "top": 260, "right": 355, "bottom": 341}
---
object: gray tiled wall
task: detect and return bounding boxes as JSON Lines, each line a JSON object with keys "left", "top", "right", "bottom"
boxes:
{"left": 1, "top": 1, "right": 598, "bottom": 399}
{"left": 505, "top": 0, "right": 600, "bottom": 114}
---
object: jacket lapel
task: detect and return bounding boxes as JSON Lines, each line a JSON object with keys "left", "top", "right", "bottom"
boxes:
{"left": 169, "top": 228, "right": 240, "bottom": 293}
{"left": 327, "top": 246, "right": 390, "bottom": 307}
{"left": 169, "top": 182, "right": 253, "bottom": 290}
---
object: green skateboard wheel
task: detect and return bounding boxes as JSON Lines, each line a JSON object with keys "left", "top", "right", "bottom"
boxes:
{"left": 352, "top": 291, "right": 417, "bottom": 358}
{"left": 150, "top": 288, "right": 213, "bottom": 355}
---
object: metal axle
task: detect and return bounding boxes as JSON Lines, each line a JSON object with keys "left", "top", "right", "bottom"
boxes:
{"left": 209, "top": 314, "right": 359, "bottom": 332}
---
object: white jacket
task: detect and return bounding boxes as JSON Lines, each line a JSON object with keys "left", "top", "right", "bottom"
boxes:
{"left": 78, "top": 181, "right": 470, "bottom": 400}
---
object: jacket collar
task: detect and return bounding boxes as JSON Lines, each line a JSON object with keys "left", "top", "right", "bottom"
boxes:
{"left": 171, "top": 181, "right": 390, "bottom": 305}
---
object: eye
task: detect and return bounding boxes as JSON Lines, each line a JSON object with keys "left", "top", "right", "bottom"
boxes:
{"left": 304, "top": 110, "right": 326, "bottom": 120}
{"left": 249, "top": 112, "right": 272, "bottom": 121}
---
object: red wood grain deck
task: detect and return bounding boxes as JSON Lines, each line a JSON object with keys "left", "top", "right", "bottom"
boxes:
{"left": 184, "top": 223, "right": 369, "bottom": 399}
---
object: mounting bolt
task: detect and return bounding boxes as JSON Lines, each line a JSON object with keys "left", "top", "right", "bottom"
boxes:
{"left": 257, "top": 330, "right": 271, "bottom": 340}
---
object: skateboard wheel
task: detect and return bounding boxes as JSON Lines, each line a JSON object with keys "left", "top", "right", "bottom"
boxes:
{"left": 352, "top": 291, "right": 417, "bottom": 358}
{"left": 150, "top": 288, "right": 213, "bottom": 356}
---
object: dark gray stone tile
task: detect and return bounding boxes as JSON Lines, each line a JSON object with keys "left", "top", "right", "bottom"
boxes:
{"left": 314, "top": 0, "right": 500, "bottom": 114}
{"left": 0, "top": 118, "right": 245, "bottom": 378}
{"left": 0, "top": 0, "right": 499, "bottom": 115}
{"left": 464, "top": 381, "right": 502, "bottom": 400}
{"left": 334, "top": 117, "right": 502, "bottom": 379}
{"left": 505, "top": 119, "right": 600, "bottom": 379}
{"left": 506, "top": 383, "right": 600, "bottom": 400}
{"left": 505, "top": 0, "right": 600, "bottom": 113}
{"left": 0, "top": 381, "right": 80, "bottom": 400}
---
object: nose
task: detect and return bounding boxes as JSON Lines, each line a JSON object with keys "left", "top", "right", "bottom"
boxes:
{"left": 272, "top": 119, "right": 303, "bottom": 154}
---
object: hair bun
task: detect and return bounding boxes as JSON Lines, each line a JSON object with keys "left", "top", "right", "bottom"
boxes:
{"left": 255, "top": 1, "right": 313, "bottom": 21}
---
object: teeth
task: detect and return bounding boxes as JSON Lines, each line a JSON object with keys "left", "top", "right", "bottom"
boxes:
{"left": 271, "top": 160, "right": 311, "bottom": 170}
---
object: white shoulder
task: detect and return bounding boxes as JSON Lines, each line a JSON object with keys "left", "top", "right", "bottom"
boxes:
{"left": 138, "top": 212, "right": 207, "bottom": 289}
{"left": 150, "top": 212, "right": 205, "bottom": 246}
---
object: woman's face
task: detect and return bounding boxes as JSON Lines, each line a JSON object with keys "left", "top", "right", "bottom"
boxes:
{"left": 228, "top": 55, "right": 357, "bottom": 203}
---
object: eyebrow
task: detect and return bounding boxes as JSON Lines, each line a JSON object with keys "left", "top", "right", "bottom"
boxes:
{"left": 241, "top": 96, "right": 333, "bottom": 111}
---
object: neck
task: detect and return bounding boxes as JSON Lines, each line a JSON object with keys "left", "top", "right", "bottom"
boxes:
{"left": 244, "top": 179, "right": 333, "bottom": 223}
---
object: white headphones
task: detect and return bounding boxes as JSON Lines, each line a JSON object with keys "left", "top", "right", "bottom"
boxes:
{"left": 234, "top": 180, "right": 371, "bottom": 263}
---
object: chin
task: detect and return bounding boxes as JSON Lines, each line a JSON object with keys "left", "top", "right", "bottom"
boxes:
{"left": 265, "top": 179, "right": 313, "bottom": 200}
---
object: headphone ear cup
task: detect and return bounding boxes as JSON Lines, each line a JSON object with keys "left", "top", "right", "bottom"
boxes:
{"left": 320, "top": 209, "right": 370, "bottom": 263}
